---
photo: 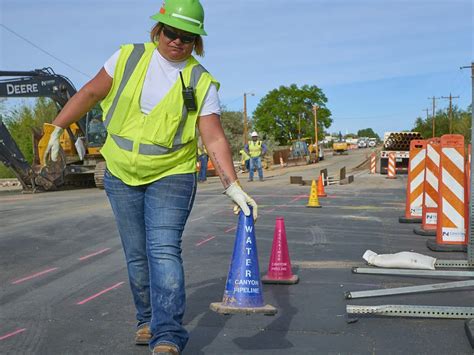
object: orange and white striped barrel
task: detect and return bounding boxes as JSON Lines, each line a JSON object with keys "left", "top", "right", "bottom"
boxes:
{"left": 420, "top": 138, "right": 441, "bottom": 231}
{"left": 387, "top": 152, "right": 396, "bottom": 179}
{"left": 403, "top": 140, "right": 426, "bottom": 221}
{"left": 436, "top": 135, "right": 467, "bottom": 245}
{"left": 370, "top": 153, "right": 376, "bottom": 174}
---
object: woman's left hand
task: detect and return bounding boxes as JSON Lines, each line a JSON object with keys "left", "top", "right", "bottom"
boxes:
{"left": 224, "top": 180, "right": 258, "bottom": 221}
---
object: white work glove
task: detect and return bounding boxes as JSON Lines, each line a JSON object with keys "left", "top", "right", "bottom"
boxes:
{"left": 43, "top": 124, "right": 63, "bottom": 163}
{"left": 75, "top": 137, "right": 86, "bottom": 160}
{"left": 224, "top": 180, "right": 258, "bottom": 221}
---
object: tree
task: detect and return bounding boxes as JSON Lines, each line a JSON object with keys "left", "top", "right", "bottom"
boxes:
{"left": 219, "top": 107, "right": 245, "bottom": 159}
{"left": 3, "top": 97, "right": 58, "bottom": 164}
{"left": 252, "top": 84, "right": 332, "bottom": 145}
{"left": 412, "top": 105, "right": 471, "bottom": 144}
{"left": 357, "top": 128, "right": 380, "bottom": 140}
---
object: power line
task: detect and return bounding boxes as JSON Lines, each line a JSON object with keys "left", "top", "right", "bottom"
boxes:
{"left": 0, "top": 23, "right": 91, "bottom": 79}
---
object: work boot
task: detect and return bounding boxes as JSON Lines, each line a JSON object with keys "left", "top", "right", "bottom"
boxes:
{"left": 248, "top": 179, "right": 253, "bottom": 182}
{"left": 135, "top": 325, "right": 151, "bottom": 345}
{"left": 259, "top": 177, "right": 264, "bottom": 182}
{"left": 152, "top": 343, "right": 180, "bottom": 355}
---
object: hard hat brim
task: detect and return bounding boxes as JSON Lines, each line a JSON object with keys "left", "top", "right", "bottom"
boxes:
{"left": 151, "top": 13, "right": 207, "bottom": 36}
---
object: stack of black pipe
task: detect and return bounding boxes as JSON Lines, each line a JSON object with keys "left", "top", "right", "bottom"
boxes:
{"left": 383, "top": 132, "right": 422, "bottom": 151}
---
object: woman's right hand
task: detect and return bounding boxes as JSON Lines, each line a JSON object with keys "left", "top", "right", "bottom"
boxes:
{"left": 224, "top": 180, "right": 258, "bottom": 221}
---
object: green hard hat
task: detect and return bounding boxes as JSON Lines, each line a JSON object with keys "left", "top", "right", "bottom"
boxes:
{"left": 151, "top": 0, "right": 207, "bottom": 36}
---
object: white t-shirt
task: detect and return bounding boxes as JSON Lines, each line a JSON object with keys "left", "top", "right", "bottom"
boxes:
{"left": 104, "top": 49, "right": 221, "bottom": 116}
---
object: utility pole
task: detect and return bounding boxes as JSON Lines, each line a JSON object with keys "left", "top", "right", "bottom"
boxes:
{"left": 423, "top": 108, "right": 429, "bottom": 120}
{"left": 460, "top": 62, "right": 474, "bottom": 262}
{"left": 441, "top": 93, "right": 460, "bottom": 134}
{"left": 313, "top": 104, "right": 319, "bottom": 148}
{"left": 243, "top": 92, "right": 254, "bottom": 145}
{"left": 428, "top": 96, "right": 441, "bottom": 137}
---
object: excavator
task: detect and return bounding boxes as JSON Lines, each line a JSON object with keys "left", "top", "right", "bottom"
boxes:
{"left": 0, "top": 68, "right": 107, "bottom": 192}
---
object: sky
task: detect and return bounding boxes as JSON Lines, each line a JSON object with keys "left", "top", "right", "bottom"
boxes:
{"left": 0, "top": 0, "right": 472, "bottom": 137}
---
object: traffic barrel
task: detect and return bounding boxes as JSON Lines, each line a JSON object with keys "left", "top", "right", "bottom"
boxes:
{"left": 414, "top": 138, "right": 441, "bottom": 236}
{"left": 370, "top": 153, "right": 377, "bottom": 174}
{"left": 427, "top": 135, "right": 467, "bottom": 252}
{"left": 386, "top": 152, "right": 397, "bottom": 179}
{"left": 399, "top": 140, "right": 426, "bottom": 223}
{"left": 262, "top": 217, "right": 299, "bottom": 284}
{"left": 210, "top": 209, "right": 277, "bottom": 315}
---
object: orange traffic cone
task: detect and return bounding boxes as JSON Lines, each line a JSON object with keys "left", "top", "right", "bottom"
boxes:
{"left": 317, "top": 176, "right": 327, "bottom": 197}
{"left": 262, "top": 217, "right": 299, "bottom": 284}
{"left": 306, "top": 180, "right": 321, "bottom": 208}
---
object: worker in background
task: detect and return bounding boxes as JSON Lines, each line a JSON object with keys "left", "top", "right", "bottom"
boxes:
{"left": 239, "top": 148, "right": 250, "bottom": 172}
{"left": 244, "top": 131, "right": 267, "bottom": 181}
{"left": 197, "top": 136, "right": 208, "bottom": 182}
{"left": 42, "top": 1, "right": 257, "bottom": 354}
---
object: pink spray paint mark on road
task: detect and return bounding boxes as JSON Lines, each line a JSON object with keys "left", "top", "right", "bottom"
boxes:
{"left": 195, "top": 235, "right": 216, "bottom": 246}
{"left": 11, "top": 267, "right": 58, "bottom": 285}
{"left": 76, "top": 282, "right": 125, "bottom": 305}
{"left": 290, "top": 194, "right": 307, "bottom": 203}
{"left": 78, "top": 248, "right": 111, "bottom": 261}
{"left": 224, "top": 226, "right": 236, "bottom": 233}
{"left": 0, "top": 328, "right": 26, "bottom": 341}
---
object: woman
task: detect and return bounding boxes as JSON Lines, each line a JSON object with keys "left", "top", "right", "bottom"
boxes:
{"left": 43, "top": 1, "right": 257, "bottom": 354}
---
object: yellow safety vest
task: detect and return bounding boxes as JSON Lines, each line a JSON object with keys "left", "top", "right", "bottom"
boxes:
{"left": 248, "top": 140, "right": 263, "bottom": 158}
{"left": 100, "top": 42, "right": 219, "bottom": 185}
{"left": 239, "top": 149, "right": 250, "bottom": 161}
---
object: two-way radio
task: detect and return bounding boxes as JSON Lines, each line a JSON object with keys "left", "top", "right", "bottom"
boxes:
{"left": 179, "top": 71, "right": 197, "bottom": 111}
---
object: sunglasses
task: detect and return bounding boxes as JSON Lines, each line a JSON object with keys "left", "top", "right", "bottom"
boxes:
{"left": 163, "top": 26, "right": 196, "bottom": 44}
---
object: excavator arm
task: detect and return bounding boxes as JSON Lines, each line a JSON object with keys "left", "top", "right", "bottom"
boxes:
{"left": 0, "top": 68, "right": 87, "bottom": 133}
{"left": 0, "top": 68, "right": 103, "bottom": 191}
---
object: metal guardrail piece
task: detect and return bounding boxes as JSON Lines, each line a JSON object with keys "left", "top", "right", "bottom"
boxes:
{"left": 345, "top": 279, "right": 474, "bottom": 299}
{"left": 435, "top": 260, "right": 474, "bottom": 268}
{"left": 352, "top": 267, "right": 474, "bottom": 278}
{"left": 347, "top": 305, "right": 474, "bottom": 319}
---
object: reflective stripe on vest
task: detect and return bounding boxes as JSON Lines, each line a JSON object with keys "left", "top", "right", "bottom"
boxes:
{"left": 104, "top": 45, "right": 209, "bottom": 156}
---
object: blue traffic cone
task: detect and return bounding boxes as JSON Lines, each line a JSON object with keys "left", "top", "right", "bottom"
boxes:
{"left": 210, "top": 209, "right": 277, "bottom": 315}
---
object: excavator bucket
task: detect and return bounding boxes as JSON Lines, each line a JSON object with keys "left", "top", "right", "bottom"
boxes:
{"left": 0, "top": 120, "right": 56, "bottom": 191}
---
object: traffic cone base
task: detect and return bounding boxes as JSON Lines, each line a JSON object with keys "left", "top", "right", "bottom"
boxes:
{"left": 209, "top": 302, "right": 277, "bottom": 315}
{"left": 398, "top": 216, "right": 421, "bottom": 224}
{"left": 426, "top": 239, "right": 467, "bottom": 252}
{"left": 413, "top": 226, "right": 436, "bottom": 236}
{"left": 210, "top": 209, "right": 277, "bottom": 315}
{"left": 262, "top": 274, "right": 299, "bottom": 285}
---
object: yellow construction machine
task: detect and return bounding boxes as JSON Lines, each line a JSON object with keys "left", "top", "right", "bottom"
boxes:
{"left": 332, "top": 132, "right": 348, "bottom": 155}
{"left": 0, "top": 68, "right": 107, "bottom": 191}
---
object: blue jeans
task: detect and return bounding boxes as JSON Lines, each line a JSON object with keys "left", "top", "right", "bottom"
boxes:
{"left": 198, "top": 154, "right": 208, "bottom": 181}
{"left": 104, "top": 169, "right": 197, "bottom": 351}
{"left": 249, "top": 156, "right": 263, "bottom": 180}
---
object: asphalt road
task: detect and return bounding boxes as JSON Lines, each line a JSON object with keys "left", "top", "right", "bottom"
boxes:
{"left": 1, "top": 148, "right": 473, "bottom": 354}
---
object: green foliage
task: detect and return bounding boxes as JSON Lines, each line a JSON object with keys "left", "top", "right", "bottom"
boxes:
{"left": 357, "top": 128, "right": 380, "bottom": 139}
{"left": 412, "top": 105, "right": 472, "bottom": 144}
{"left": 220, "top": 107, "right": 245, "bottom": 159}
{"left": 1, "top": 97, "right": 58, "bottom": 166}
{"left": 252, "top": 84, "right": 332, "bottom": 145}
